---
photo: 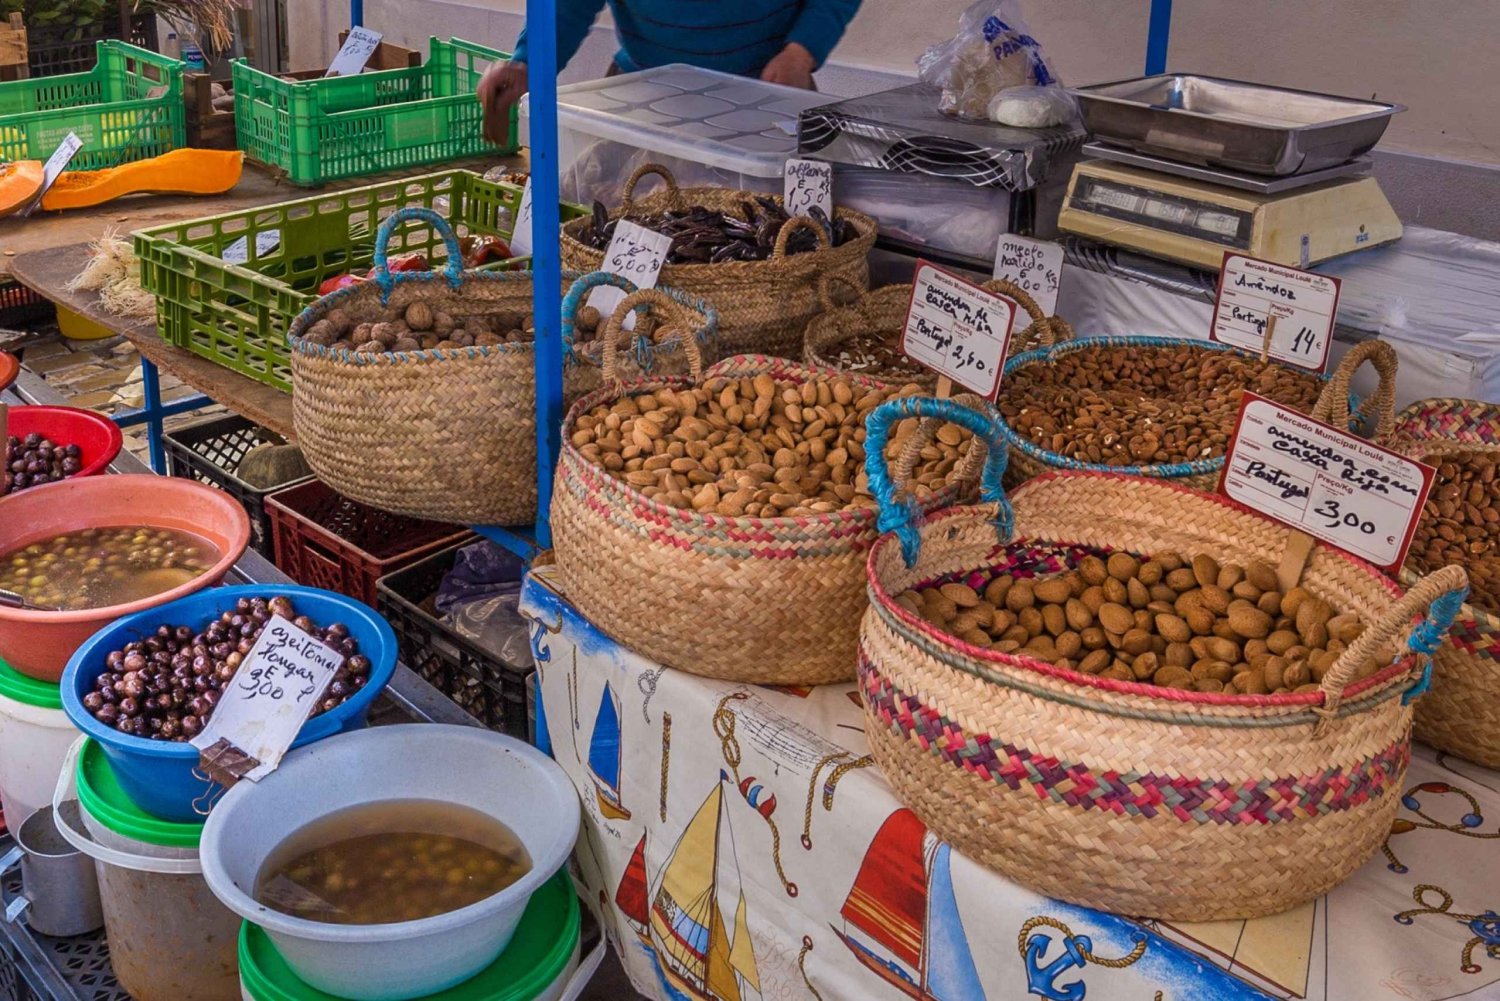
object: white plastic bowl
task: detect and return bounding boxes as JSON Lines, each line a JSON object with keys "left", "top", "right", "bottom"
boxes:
{"left": 198, "top": 725, "right": 580, "bottom": 1001}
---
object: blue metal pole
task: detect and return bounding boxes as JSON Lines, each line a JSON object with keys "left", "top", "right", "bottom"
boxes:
{"left": 138, "top": 357, "right": 167, "bottom": 473}
{"left": 350, "top": 0, "right": 363, "bottom": 29}
{"left": 1145, "top": 0, "right": 1171, "bottom": 75}
{"left": 528, "top": 0, "right": 562, "bottom": 550}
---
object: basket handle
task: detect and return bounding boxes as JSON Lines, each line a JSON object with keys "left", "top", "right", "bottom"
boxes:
{"left": 372, "top": 206, "right": 464, "bottom": 295}
{"left": 818, "top": 273, "right": 865, "bottom": 312}
{"left": 1312, "top": 340, "right": 1399, "bottom": 440}
{"left": 1312, "top": 563, "right": 1468, "bottom": 737}
{"left": 865, "top": 395, "right": 1011, "bottom": 568}
{"left": 561, "top": 271, "right": 641, "bottom": 351}
{"left": 769, "top": 216, "right": 833, "bottom": 262}
{"left": 994, "top": 278, "right": 1074, "bottom": 354}
{"left": 621, "top": 163, "right": 682, "bottom": 214}
{"left": 600, "top": 288, "right": 707, "bottom": 386}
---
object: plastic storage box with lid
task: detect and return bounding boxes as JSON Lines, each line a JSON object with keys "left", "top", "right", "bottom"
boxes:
{"left": 519, "top": 63, "right": 829, "bottom": 205}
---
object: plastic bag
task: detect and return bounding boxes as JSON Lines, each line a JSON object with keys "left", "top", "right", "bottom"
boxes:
{"left": 987, "top": 85, "right": 1078, "bottom": 128}
{"left": 435, "top": 541, "right": 532, "bottom": 667}
{"left": 918, "top": 0, "right": 1064, "bottom": 120}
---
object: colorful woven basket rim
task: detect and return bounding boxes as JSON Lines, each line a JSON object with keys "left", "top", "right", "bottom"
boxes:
{"left": 997, "top": 334, "right": 1332, "bottom": 478}
{"left": 865, "top": 470, "right": 1417, "bottom": 716}
{"left": 559, "top": 354, "right": 985, "bottom": 535}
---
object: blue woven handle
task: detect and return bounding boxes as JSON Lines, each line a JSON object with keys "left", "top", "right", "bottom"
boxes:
{"left": 864, "top": 396, "right": 1011, "bottom": 568}
{"left": 372, "top": 207, "right": 465, "bottom": 297}
{"left": 560, "top": 271, "right": 641, "bottom": 351}
{"left": 1400, "top": 577, "right": 1470, "bottom": 704}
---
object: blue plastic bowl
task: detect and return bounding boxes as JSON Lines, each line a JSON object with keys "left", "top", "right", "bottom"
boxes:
{"left": 61, "top": 585, "right": 396, "bottom": 823}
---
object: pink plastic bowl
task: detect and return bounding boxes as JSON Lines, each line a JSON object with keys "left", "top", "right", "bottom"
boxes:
{"left": 4, "top": 405, "right": 124, "bottom": 484}
{"left": 0, "top": 353, "right": 17, "bottom": 393}
{"left": 0, "top": 474, "right": 251, "bottom": 682}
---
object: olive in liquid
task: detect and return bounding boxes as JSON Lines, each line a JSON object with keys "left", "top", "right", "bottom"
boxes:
{"left": 255, "top": 800, "right": 531, "bottom": 925}
{"left": 0, "top": 526, "right": 219, "bottom": 611}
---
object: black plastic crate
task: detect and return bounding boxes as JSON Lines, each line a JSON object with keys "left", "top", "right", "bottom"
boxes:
{"left": 0, "top": 280, "right": 54, "bottom": 328}
{"left": 377, "top": 542, "right": 531, "bottom": 735}
{"left": 25, "top": 13, "right": 156, "bottom": 77}
{"left": 162, "top": 413, "right": 312, "bottom": 556}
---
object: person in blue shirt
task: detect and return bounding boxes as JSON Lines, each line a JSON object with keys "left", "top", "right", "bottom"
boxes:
{"left": 478, "top": 0, "right": 863, "bottom": 142}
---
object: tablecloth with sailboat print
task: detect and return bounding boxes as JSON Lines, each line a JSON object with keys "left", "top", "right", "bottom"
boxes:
{"left": 521, "top": 567, "right": 1500, "bottom": 1001}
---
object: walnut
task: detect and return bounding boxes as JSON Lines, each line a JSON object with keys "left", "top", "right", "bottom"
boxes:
{"left": 353, "top": 341, "right": 385, "bottom": 354}
{"left": 325, "top": 308, "right": 351, "bottom": 331}
{"left": 352, "top": 323, "right": 374, "bottom": 344}
{"left": 331, "top": 340, "right": 355, "bottom": 352}
{"left": 432, "top": 312, "right": 455, "bottom": 334}
{"left": 304, "top": 320, "right": 336, "bottom": 346}
{"left": 436, "top": 340, "right": 458, "bottom": 350}
{"left": 474, "top": 331, "right": 504, "bottom": 346}
{"left": 576, "top": 305, "right": 601, "bottom": 334}
{"left": 370, "top": 321, "right": 402, "bottom": 346}
{"left": 404, "top": 301, "right": 435, "bottom": 331}
{"left": 392, "top": 337, "right": 421, "bottom": 352}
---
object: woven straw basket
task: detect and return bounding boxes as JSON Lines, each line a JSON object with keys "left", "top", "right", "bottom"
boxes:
{"left": 289, "top": 208, "right": 716, "bottom": 526}
{"left": 857, "top": 396, "right": 1469, "bottom": 921}
{"left": 1388, "top": 397, "right": 1500, "bottom": 767}
{"left": 551, "top": 332, "right": 992, "bottom": 685}
{"left": 803, "top": 275, "right": 1072, "bottom": 390}
{"left": 560, "top": 164, "right": 877, "bottom": 360}
{"left": 995, "top": 332, "right": 1374, "bottom": 492}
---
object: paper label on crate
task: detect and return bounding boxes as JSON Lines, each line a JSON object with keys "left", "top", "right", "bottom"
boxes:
{"left": 326, "top": 26, "right": 382, "bottom": 77}
{"left": 191, "top": 615, "right": 342, "bottom": 781}
{"left": 1218, "top": 393, "right": 1435, "bottom": 570}
{"left": 223, "top": 229, "right": 282, "bottom": 264}
{"left": 589, "top": 220, "right": 672, "bottom": 332}
{"left": 24, "top": 131, "right": 83, "bottom": 217}
{"left": 509, "top": 178, "right": 535, "bottom": 256}
{"left": 1210, "top": 252, "right": 1340, "bottom": 372}
{"left": 783, "top": 158, "right": 832, "bottom": 221}
{"left": 992, "top": 234, "right": 1063, "bottom": 316}
{"left": 901, "top": 260, "right": 1018, "bottom": 398}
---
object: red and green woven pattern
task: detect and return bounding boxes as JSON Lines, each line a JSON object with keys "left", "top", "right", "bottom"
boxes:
{"left": 1392, "top": 397, "right": 1500, "bottom": 446}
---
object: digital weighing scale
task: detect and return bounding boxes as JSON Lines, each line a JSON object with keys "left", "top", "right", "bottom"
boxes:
{"left": 1058, "top": 143, "right": 1403, "bottom": 271}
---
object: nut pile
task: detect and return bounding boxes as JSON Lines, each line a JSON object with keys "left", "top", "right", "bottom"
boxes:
{"left": 82, "top": 595, "right": 372, "bottom": 741}
{"left": 819, "top": 330, "right": 929, "bottom": 384}
{"left": 299, "top": 301, "right": 567, "bottom": 354}
{"left": 3, "top": 433, "right": 83, "bottom": 494}
{"left": 897, "top": 552, "right": 1386, "bottom": 695}
{"left": 571, "top": 375, "right": 971, "bottom": 517}
{"left": 998, "top": 345, "right": 1324, "bottom": 466}
{"left": 578, "top": 199, "right": 857, "bottom": 264}
{"left": 1409, "top": 451, "right": 1499, "bottom": 613}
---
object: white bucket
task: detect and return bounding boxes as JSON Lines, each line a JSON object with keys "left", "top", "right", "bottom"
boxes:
{"left": 0, "top": 664, "right": 79, "bottom": 830}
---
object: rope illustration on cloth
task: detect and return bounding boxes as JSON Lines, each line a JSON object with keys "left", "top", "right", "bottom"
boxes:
{"left": 659, "top": 712, "right": 671, "bottom": 823}
{"left": 800, "top": 752, "right": 875, "bottom": 850}
{"left": 797, "top": 936, "right": 824, "bottom": 1001}
{"left": 638, "top": 667, "right": 664, "bottom": 724}
{"left": 1382, "top": 780, "right": 1500, "bottom": 873}
{"left": 1017, "top": 915, "right": 1150, "bottom": 1001}
{"left": 1394, "top": 884, "right": 1500, "bottom": 974}
{"left": 713, "top": 692, "right": 798, "bottom": 897}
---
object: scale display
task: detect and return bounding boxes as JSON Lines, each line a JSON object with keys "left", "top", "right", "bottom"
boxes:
{"left": 1073, "top": 175, "right": 1253, "bottom": 249}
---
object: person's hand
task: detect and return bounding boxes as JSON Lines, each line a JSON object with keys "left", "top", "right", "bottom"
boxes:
{"left": 478, "top": 60, "right": 529, "bottom": 144}
{"left": 760, "top": 42, "right": 817, "bottom": 89}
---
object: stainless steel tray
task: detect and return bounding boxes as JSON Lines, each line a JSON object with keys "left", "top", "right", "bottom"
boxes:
{"left": 1070, "top": 74, "right": 1402, "bottom": 176}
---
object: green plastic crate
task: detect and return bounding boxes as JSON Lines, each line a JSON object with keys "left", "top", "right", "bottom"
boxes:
{"left": 232, "top": 37, "right": 516, "bottom": 187}
{"left": 0, "top": 40, "right": 184, "bottom": 168}
{"left": 133, "top": 170, "right": 586, "bottom": 392}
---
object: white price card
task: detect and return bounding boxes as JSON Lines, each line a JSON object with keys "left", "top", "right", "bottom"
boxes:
{"left": 24, "top": 131, "right": 83, "bottom": 217}
{"left": 223, "top": 229, "right": 281, "bottom": 264}
{"left": 588, "top": 220, "right": 672, "bottom": 331}
{"left": 901, "top": 260, "right": 1018, "bottom": 399}
{"left": 326, "top": 26, "right": 382, "bottom": 77}
{"left": 509, "top": 177, "right": 534, "bottom": 256}
{"left": 190, "top": 615, "right": 343, "bottom": 781}
{"left": 1219, "top": 393, "right": 1436, "bottom": 570}
{"left": 1211, "top": 252, "right": 1341, "bottom": 373}
{"left": 992, "top": 233, "right": 1064, "bottom": 316}
{"left": 783, "top": 157, "right": 832, "bottom": 221}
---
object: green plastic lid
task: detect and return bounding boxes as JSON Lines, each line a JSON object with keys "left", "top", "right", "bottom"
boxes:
{"left": 239, "top": 869, "right": 581, "bottom": 1001}
{"left": 75, "top": 738, "right": 205, "bottom": 848}
{"left": 0, "top": 658, "right": 63, "bottom": 710}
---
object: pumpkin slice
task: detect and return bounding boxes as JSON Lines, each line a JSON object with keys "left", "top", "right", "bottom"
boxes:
{"left": 40, "top": 149, "right": 245, "bottom": 212}
{"left": 0, "top": 161, "right": 45, "bottom": 217}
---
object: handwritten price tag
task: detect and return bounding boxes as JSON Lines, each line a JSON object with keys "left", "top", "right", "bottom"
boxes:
{"left": 326, "top": 25, "right": 382, "bottom": 77}
{"left": 24, "top": 131, "right": 83, "bottom": 217}
{"left": 509, "top": 177, "right": 535, "bottom": 256}
{"left": 783, "top": 157, "right": 832, "bottom": 221}
{"left": 589, "top": 220, "right": 672, "bottom": 331}
{"left": 993, "top": 234, "right": 1063, "bottom": 316}
{"left": 1219, "top": 393, "right": 1435, "bottom": 570}
{"left": 901, "top": 261, "right": 1018, "bottom": 399}
{"left": 190, "top": 615, "right": 342, "bottom": 781}
{"left": 1211, "top": 253, "right": 1341, "bottom": 373}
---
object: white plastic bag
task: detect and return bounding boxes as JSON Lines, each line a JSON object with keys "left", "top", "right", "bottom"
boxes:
{"left": 987, "top": 85, "right": 1078, "bottom": 128}
{"left": 918, "top": 0, "right": 1064, "bottom": 120}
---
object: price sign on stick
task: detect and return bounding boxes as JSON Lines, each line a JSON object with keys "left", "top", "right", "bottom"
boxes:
{"left": 783, "top": 158, "right": 832, "bottom": 221}
{"left": 23, "top": 131, "right": 83, "bottom": 217}
{"left": 993, "top": 234, "right": 1064, "bottom": 316}
{"left": 191, "top": 615, "right": 343, "bottom": 784}
{"left": 326, "top": 26, "right": 382, "bottom": 77}
{"left": 588, "top": 220, "right": 671, "bottom": 331}
{"left": 1218, "top": 393, "right": 1435, "bottom": 570}
{"left": 901, "top": 260, "right": 1018, "bottom": 399}
{"left": 1211, "top": 253, "right": 1340, "bottom": 373}
{"left": 509, "top": 177, "right": 535, "bottom": 256}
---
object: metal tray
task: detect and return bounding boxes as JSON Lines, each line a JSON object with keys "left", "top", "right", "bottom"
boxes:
{"left": 1070, "top": 74, "right": 1402, "bottom": 176}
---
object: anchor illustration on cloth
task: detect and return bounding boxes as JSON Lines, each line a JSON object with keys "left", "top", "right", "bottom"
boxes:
{"left": 1018, "top": 915, "right": 1150, "bottom": 1001}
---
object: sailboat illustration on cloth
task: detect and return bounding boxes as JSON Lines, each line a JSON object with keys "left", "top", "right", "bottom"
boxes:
{"left": 833, "top": 808, "right": 986, "bottom": 1000}
{"left": 623, "top": 777, "right": 762, "bottom": 1001}
{"left": 588, "top": 681, "right": 631, "bottom": 820}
